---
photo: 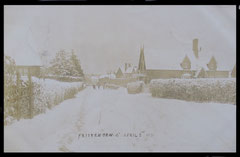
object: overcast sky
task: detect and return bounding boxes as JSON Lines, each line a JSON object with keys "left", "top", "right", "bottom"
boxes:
{"left": 4, "top": 5, "right": 236, "bottom": 74}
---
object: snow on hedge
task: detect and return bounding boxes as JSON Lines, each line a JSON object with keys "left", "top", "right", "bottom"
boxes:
{"left": 32, "top": 77, "right": 85, "bottom": 116}
{"left": 44, "top": 74, "right": 84, "bottom": 82}
{"left": 127, "top": 81, "right": 144, "bottom": 94}
{"left": 5, "top": 77, "right": 85, "bottom": 125}
{"left": 150, "top": 78, "right": 236, "bottom": 104}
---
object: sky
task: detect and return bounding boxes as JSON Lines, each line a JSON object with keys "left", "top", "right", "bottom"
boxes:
{"left": 4, "top": 5, "right": 236, "bottom": 74}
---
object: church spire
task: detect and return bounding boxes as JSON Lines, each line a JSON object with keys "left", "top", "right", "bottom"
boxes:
{"left": 138, "top": 45, "right": 146, "bottom": 73}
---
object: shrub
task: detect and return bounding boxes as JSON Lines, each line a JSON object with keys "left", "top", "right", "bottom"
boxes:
{"left": 150, "top": 78, "right": 236, "bottom": 104}
{"left": 127, "top": 81, "right": 144, "bottom": 94}
{"left": 32, "top": 78, "right": 85, "bottom": 117}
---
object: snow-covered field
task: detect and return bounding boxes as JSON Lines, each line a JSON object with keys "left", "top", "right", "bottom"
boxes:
{"left": 4, "top": 87, "right": 236, "bottom": 152}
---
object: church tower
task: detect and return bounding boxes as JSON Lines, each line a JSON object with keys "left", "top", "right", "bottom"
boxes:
{"left": 138, "top": 45, "right": 146, "bottom": 73}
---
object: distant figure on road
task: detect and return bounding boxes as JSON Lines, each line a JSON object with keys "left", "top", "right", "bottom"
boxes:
{"left": 93, "top": 84, "right": 96, "bottom": 89}
{"left": 97, "top": 82, "right": 100, "bottom": 89}
{"left": 103, "top": 82, "right": 106, "bottom": 89}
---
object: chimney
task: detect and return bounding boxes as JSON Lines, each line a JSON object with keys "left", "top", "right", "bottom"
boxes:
{"left": 125, "top": 63, "right": 128, "bottom": 71}
{"left": 193, "top": 38, "right": 199, "bottom": 58}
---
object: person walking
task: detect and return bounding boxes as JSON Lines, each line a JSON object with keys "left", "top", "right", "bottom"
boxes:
{"left": 97, "top": 82, "right": 100, "bottom": 89}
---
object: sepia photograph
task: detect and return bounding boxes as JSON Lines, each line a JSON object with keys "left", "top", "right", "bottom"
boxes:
{"left": 4, "top": 5, "right": 236, "bottom": 152}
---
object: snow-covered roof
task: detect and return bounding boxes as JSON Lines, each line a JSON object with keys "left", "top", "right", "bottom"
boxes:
{"left": 194, "top": 68, "right": 204, "bottom": 78}
{"left": 184, "top": 48, "right": 210, "bottom": 71}
{"left": 117, "top": 64, "right": 136, "bottom": 74}
{"left": 145, "top": 45, "right": 234, "bottom": 71}
{"left": 12, "top": 48, "right": 42, "bottom": 66}
{"left": 145, "top": 48, "right": 183, "bottom": 70}
{"left": 125, "top": 66, "right": 135, "bottom": 73}
{"left": 132, "top": 66, "right": 138, "bottom": 72}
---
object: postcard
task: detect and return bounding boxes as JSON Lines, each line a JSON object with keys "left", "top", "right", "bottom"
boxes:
{"left": 4, "top": 5, "right": 236, "bottom": 152}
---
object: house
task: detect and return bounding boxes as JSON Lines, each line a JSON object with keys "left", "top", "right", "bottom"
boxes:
{"left": 181, "top": 38, "right": 211, "bottom": 78}
{"left": 183, "top": 39, "right": 231, "bottom": 78}
{"left": 14, "top": 50, "right": 43, "bottom": 78}
{"left": 137, "top": 38, "right": 231, "bottom": 81}
{"left": 140, "top": 44, "right": 186, "bottom": 80}
{"left": 115, "top": 63, "right": 137, "bottom": 78}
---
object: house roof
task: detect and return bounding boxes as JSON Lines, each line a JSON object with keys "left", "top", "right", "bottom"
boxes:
{"left": 186, "top": 48, "right": 210, "bottom": 70}
{"left": 144, "top": 45, "right": 234, "bottom": 71}
{"left": 145, "top": 48, "right": 185, "bottom": 70}
{"left": 12, "top": 47, "right": 42, "bottom": 66}
{"left": 194, "top": 67, "right": 205, "bottom": 78}
{"left": 117, "top": 64, "right": 136, "bottom": 74}
{"left": 125, "top": 66, "right": 136, "bottom": 73}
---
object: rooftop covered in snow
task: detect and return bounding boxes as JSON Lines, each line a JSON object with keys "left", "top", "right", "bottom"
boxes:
{"left": 144, "top": 40, "right": 235, "bottom": 71}
{"left": 7, "top": 45, "right": 42, "bottom": 66}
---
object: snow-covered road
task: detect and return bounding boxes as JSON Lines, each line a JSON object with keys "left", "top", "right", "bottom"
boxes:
{"left": 4, "top": 87, "right": 236, "bottom": 152}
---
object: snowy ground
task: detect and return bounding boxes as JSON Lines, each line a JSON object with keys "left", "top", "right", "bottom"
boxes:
{"left": 4, "top": 87, "right": 236, "bottom": 152}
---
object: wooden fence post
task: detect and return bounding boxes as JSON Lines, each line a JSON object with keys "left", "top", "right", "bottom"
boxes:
{"left": 16, "top": 71, "right": 20, "bottom": 121}
{"left": 28, "top": 70, "right": 33, "bottom": 119}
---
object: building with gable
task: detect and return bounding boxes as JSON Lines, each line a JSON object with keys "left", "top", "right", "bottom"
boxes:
{"left": 14, "top": 50, "right": 43, "bottom": 78}
{"left": 136, "top": 39, "right": 233, "bottom": 82}
{"left": 115, "top": 63, "right": 138, "bottom": 78}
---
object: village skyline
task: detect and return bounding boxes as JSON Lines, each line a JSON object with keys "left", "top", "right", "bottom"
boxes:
{"left": 4, "top": 5, "right": 236, "bottom": 74}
